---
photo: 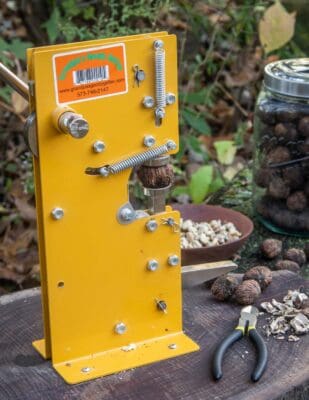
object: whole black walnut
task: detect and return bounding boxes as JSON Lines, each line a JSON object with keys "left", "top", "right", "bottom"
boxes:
{"left": 298, "top": 116, "right": 309, "bottom": 137}
{"left": 243, "top": 266, "right": 272, "bottom": 291}
{"left": 234, "top": 280, "right": 261, "bottom": 305}
{"left": 254, "top": 168, "right": 277, "bottom": 188}
{"left": 282, "top": 166, "right": 304, "bottom": 190}
{"left": 286, "top": 191, "right": 307, "bottom": 212}
{"left": 267, "top": 146, "right": 291, "bottom": 165}
{"left": 284, "top": 248, "right": 307, "bottom": 266}
{"left": 268, "top": 177, "right": 290, "bottom": 199}
{"left": 260, "top": 238, "right": 282, "bottom": 259}
{"left": 276, "top": 106, "right": 299, "bottom": 122}
{"left": 274, "top": 123, "right": 298, "bottom": 141}
{"left": 137, "top": 164, "right": 174, "bottom": 188}
{"left": 275, "top": 260, "right": 300, "bottom": 273}
{"left": 211, "top": 275, "right": 239, "bottom": 301}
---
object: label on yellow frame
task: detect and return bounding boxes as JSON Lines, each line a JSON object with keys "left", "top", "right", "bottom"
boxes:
{"left": 53, "top": 43, "right": 128, "bottom": 104}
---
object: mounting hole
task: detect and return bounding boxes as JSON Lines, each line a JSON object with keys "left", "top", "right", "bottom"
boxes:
{"left": 57, "top": 281, "right": 65, "bottom": 288}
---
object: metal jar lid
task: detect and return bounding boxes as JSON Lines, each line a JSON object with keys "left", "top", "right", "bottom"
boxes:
{"left": 264, "top": 58, "right": 309, "bottom": 98}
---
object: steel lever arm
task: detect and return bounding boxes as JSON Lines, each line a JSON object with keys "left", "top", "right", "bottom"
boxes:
{"left": 0, "top": 62, "right": 29, "bottom": 100}
{"left": 212, "top": 329, "right": 243, "bottom": 380}
{"left": 249, "top": 328, "right": 268, "bottom": 382}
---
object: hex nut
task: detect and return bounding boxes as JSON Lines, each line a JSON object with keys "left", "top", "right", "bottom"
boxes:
{"left": 120, "top": 207, "right": 135, "bottom": 222}
{"left": 166, "top": 93, "right": 176, "bottom": 105}
{"left": 143, "top": 135, "right": 156, "bottom": 147}
{"left": 147, "top": 259, "right": 159, "bottom": 271}
{"left": 146, "top": 220, "right": 158, "bottom": 232}
{"left": 153, "top": 39, "right": 164, "bottom": 50}
{"left": 142, "top": 96, "right": 155, "bottom": 109}
{"left": 51, "top": 207, "right": 64, "bottom": 220}
{"left": 92, "top": 140, "right": 105, "bottom": 153}
{"left": 115, "top": 322, "right": 127, "bottom": 335}
{"left": 168, "top": 255, "right": 179, "bottom": 266}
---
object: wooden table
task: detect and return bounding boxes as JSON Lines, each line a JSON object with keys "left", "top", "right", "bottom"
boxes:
{"left": 0, "top": 270, "right": 308, "bottom": 400}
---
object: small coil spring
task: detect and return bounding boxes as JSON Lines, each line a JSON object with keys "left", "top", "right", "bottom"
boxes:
{"left": 110, "top": 143, "right": 169, "bottom": 174}
{"left": 155, "top": 48, "right": 166, "bottom": 109}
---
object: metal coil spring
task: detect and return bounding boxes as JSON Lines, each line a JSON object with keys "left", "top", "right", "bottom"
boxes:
{"left": 155, "top": 49, "right": 166, "bottom": 109}
{"left": 110, "top": 143, "right": 170, "bottom": 174}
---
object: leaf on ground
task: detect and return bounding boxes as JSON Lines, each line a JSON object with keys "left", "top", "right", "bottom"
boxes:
{"left": 183, "top": 109, "right": 211, "bottom": 135}
{"left": 42, "top": 7, "right": 61, "bottom": 44}
{"left": 189, "top": 165, "right": 213, "bottom": 204}
{"left": 14, "top": 198, "right": 36, "bottom": 221}
{"left": 214, "top": 140, "right": 237, "bottom": 165}
{"left": 259, "top": 1, "right": 296, "bottom": 53}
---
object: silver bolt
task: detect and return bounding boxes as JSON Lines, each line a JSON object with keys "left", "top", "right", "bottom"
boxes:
{"left": 115, "top": 322, "right": 127, "bottom": 335}
{"left": 92, "top": 140, "right": 105, "bottom": 153}
{"left": 143, "top": 135, "right": 156, "bottom": 148}
{"left": 146, "top": 219, "right": 158, "bottom": 232}
{"left": 147, "top": 259, "right": 159, "bottom": 272}
{"left": 136, "top": 69, "right": 146, "bottom": 82}
{"left": 166, "top": 93, "right": 176, "bottom": 105}
{"left": 59, "top": 112, "right": 89, "bottom": 139}
{"left": 166, "top": 140, "right": 177, "bottom": 151}
{"left": 155, "top": 107, "right": 165, "bottom": 119}
{"left": 154, "top": 40, "right": 164, "bottom": 50}
{"left": 81, "top": 367, "right": 92, "bottom": 373}
{"left": 168, "top": 343, "right": 177, "bottom": 350}
{"left": 99, "top": 167, "right": 109, "bottom": 177}
{"left": 120, "top": 207, "right": 135, "bottom": 222}
{"left": 51, "top": 207, "right": 64, "bottom": 220}
{"left": 142, "top": 96, "right": 155, "bottom": 109}
{"left": 168, "top": 254, "right": 179, "bottom": 266}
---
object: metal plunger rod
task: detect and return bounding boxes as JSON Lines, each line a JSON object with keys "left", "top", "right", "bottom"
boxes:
{"left": 0, "top": 62, "right": 29, "bottom": 100}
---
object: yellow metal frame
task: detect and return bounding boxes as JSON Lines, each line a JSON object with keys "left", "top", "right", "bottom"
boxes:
{"left": 28, "top": 32, "right": 198, "bottom": 384}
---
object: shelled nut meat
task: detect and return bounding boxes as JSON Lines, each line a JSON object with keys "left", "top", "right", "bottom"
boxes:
{"left": 180, "top": 219, "right": 242, "bottom": 249}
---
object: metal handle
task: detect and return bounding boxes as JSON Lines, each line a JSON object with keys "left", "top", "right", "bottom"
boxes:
{"left": 0, "top": 62, "right": 29, "bottom": 100}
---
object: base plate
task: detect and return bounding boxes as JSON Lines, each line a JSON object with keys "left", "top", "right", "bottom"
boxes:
{"left": 34, "top": 332, "right": 198, "bottom": 384}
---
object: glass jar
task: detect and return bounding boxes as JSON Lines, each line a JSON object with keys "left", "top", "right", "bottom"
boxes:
{"left": 253, "top": 59, "right": 309, "bottom": 237}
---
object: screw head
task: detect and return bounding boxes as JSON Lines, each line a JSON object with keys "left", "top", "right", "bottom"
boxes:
{"left": 143, "top": 135, "right": 156, "bottom": 148}
{"left": 120, "top": 207, "right": 135, "bottom": 222}
{"left": 115, "top": 322, "right": 127, "bottom": 335}
{"left": 51, "top": 207, "right": 64, "bottom": 220}
{"left": 168, "top": 254, "right": 180, "bottom": 266}
{"left": 154, "top": 39, "right": 164, "bottom": 50}
{"left": 166, "top": 140, "right": 177, "bottom": 151}
{"left": 92, "top": 140, "right": 105, "bottom": 153}
{"left": 146, "top": 219, "right": 158, "bottom": 232}
{"left": 155, "top": 107, "right": 165, "bottom": 119}
{"left": 142, "top": 96, "right": 155, "bottom": 109}
{"left": 147, "top": 259, "right": 159, "bottom": 271}
{"left": 166, "top": 93, "right": 176, "bottom": 105}
{"left": 168, "top": 343, "right": 177, "bottom": 350}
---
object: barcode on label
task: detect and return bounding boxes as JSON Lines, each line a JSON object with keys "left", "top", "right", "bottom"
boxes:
{"left": 72, "top": 65, "right": 109, "bottom": 85}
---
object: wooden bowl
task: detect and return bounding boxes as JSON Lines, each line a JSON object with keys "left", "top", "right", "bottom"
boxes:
{"left": 173, "top": 204, "right": 254, "bottom": 265}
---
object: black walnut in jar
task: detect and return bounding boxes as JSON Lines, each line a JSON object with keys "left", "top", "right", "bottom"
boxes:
{"left": 274, "top": 123, "right": 298, "bottom": 142}
{"left": 243, "top": 266, "right": 272, "bottom": 291}
{"left": 298, "top": 116, "right": 309, "bottom": 137}
{"left": 267, "top": 146, "right": 291, "bottom": 165}
{"left": 282, "top": 166, "right": 304, "bottom": 190}
{"left": 268, "top": 177, "right": 290, "bottom": 199}
{"left": 286, "top": 191, "right": 307, "bottom": 212}
{"left": 235, "top": 280, "right": 261, "bottom": 305}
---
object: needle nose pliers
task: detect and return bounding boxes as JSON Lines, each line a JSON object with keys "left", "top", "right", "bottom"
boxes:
{"left": 212, "top": 305, "right": 268, "bottom": 382}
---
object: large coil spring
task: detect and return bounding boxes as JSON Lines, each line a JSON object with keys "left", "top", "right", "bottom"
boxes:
{"left": 155, "top": 48, "right": 166, "bottom": 109}
{"left": 110, "top": 143, "right": 169, "bottom": 174}
{"left": 85, "top": 141, "right": 176, "bottom": 177}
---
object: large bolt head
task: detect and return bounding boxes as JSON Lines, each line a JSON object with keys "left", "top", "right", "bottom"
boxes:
{"left": 146, "top": 219, "right": 158, "bottom": 232}
{"left": 115, "top": 322, "right": 127, "bottom": 334}
{"left": 166, "top": 140, "right": 177, "bottom": 151}
{"left": 68, "top": 116, "right": 89, "bottom": 138}
{"left": 92, "top": 140, "right": 105, "bottom": 153}
{"left": 147, "top": 259, "right": 159, "bottom": 271}
{"left": 168, "top": 254, "right": 179, "bottom": 266}
{"left": 51, "top": 207, "right": 64, "bottom": 220}
{"left": 142, "top": 96, "right": 155, "bottom": 109}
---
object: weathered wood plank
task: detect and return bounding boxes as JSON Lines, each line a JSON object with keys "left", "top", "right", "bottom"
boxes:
{"left": 0, "top": 270, "right": 308, "bottom": 400}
